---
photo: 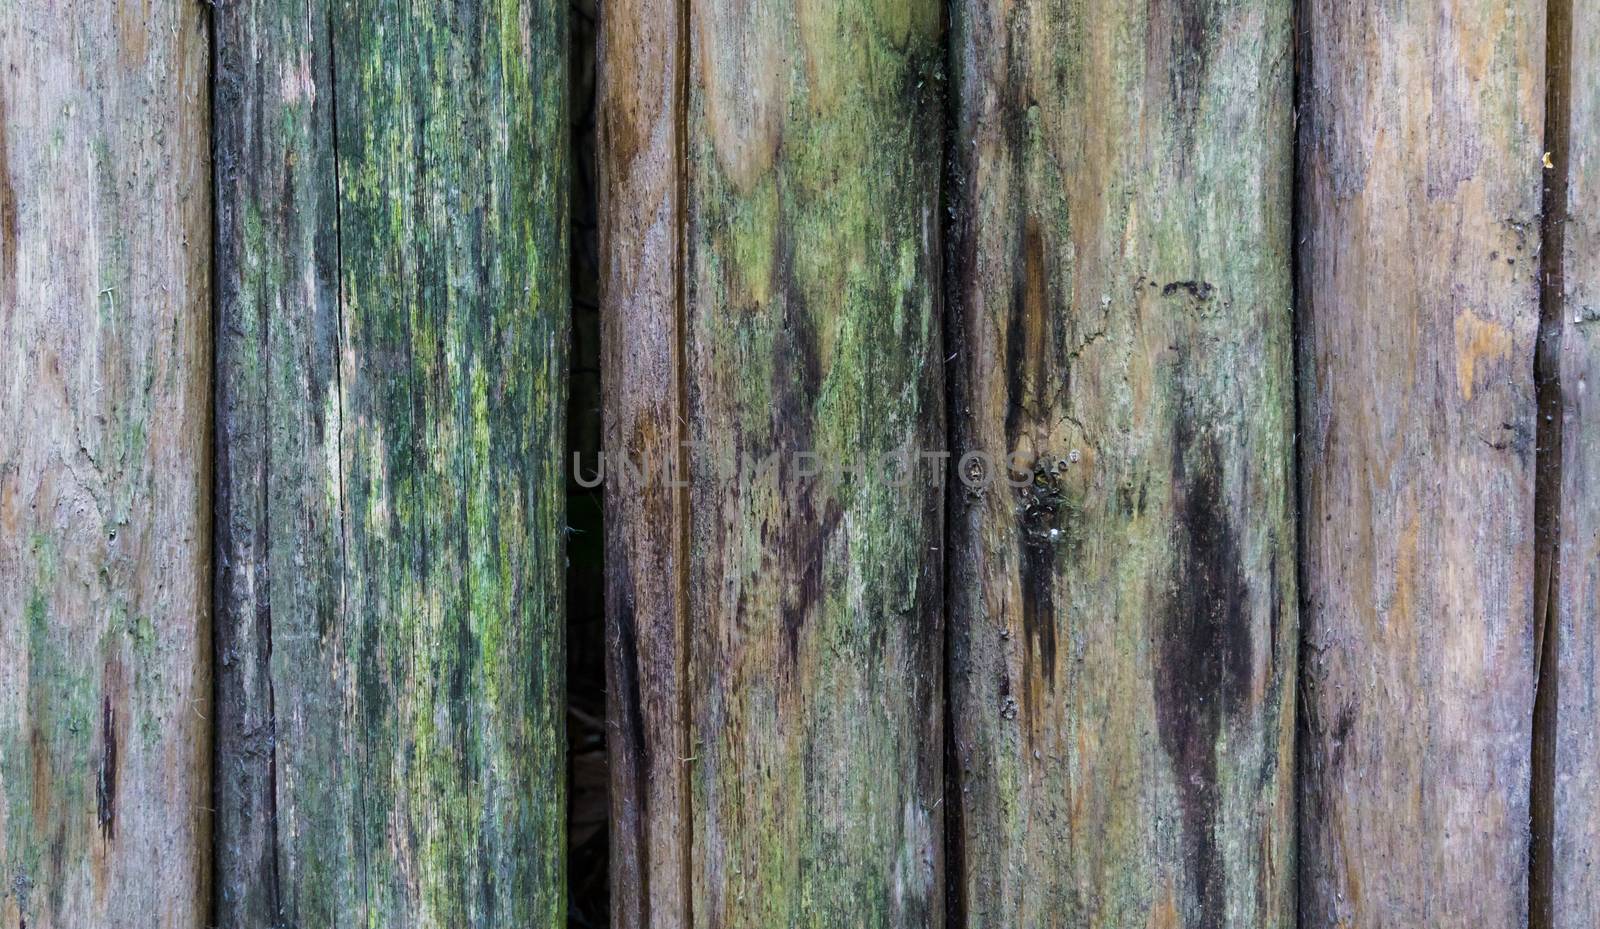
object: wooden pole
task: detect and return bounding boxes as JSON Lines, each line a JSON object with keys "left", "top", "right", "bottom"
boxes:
{"left": 945, "top": 1, "right": 1297, "bottom": 926}
{"left": 212, "top": 0, "right": 568, "bottom": 924}
{"left": 1296, "top": 1, "right": 1545, "bottom": 926}
{"left": 1547, "top": 0, "right": 1598, "bottom": 925}
{"left": 602, "top": 0, "right": 948, "bottom": 924}
{"left": 598, "top": 0, "right": 692, "bottom": 921}
{"left": 0, "top": 4, "right": 212, "bottom": 927}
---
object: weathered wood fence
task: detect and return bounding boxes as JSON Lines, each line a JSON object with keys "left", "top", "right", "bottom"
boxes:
{"left": 0, "top": 1, "right": 1593, "bottom": 927}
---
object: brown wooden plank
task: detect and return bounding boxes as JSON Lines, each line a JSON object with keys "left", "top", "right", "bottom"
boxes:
{"left": 1548, "top": 0, "right": 1600, "bottom": 924}
{"left": 0, "top": 4, "right": 212, "bottom": 926}
{"left": 1296, "top": 2, "right": 1546, "bottom": 926}
{"left": 602, "top": 0, "right": 948, "bottom": 924}
{"left": 598, "top": 0, "right": 692, "bottom": 922}
{"left": 945, "top": 1, "right": 1298, "bottom": 926}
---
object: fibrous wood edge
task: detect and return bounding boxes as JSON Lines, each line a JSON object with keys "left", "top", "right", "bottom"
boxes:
{"left": 0, "top": 4, "right": 212, "bottom": 927}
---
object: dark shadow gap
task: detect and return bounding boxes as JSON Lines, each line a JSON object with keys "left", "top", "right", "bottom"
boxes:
{"left": 672, "top": 0, "right": 695, "bottom": 919}
{"left": 938, "top": 2, "right": 966, "bottom": 926}
{"left": 1289, "top": 1, "right": 1312, "bottom": 926}
{"left": 567, "top": 0, "right": 609, "bottom": 924}
{"left": 1530, "top": 0, "right": 1572, "bottom": 924}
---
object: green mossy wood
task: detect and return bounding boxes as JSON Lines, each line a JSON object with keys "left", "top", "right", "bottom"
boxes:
{"left": 213, "top": 0, "right": 568, "bottom": 925}
{"left": 0, "top": 3, "right": 212, "bottom": 927}
{"left": 603, "top": 0, "right": 947, "bottom": 925}
{"left": 946, "top": 1, "right": 1296, "bottom": 927}
{"left": 1297, "top": 2, "right": 1544, "bottom": 927}
{"left": 688, "top": 0, "right": 948, "bottom": 918}
{"left": 1549, "top": 1, "right": 1599, "bottom": 925}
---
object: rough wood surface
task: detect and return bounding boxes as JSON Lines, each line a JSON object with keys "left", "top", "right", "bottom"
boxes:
{"left": 686, "top": 0, "right": 946, "bottom": 922}
{"left": 945, "top": 2, "right": 1297, "bottom": 927}
{"left": 212, "top": 0, "right": 569, "bottom": 925}
{"left": 0, "top": 4, "right": 212, "bottom": 927}
{"left": 598, "top": 0, "right": 692, "bottom": 922}
{"left": 211, "top": 3, "right": 338, "bottom": 923}
{"left": 1549, "top": 0, "right": 1599, "bottom": 924}
{"left": 604, "top": 0, "right": 947, "bottom": 924}
{"left": 1296, "top": 2, "right": 1544, "bottom": 927}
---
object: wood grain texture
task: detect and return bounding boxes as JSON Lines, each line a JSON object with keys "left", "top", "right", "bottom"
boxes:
{"left": 0, "top": 2, "right": 212, "bottom": 926}
{"left": 597, "top": 0, "right": 692, "bottom": 922}
{"left": 604, "top": 0, "right": 947, "bottom": 924}
{"left": 686, "top": 0, "right": 946, "bottom": 922}
{"left": 1549, "top": 0, "right": 1600, "bottom": 924}
{"left": 211, "top": 0, "right": 339, "bottom": 923}
{"left": 212, "top": 0, "right": 569, "bottom": 925}
{"left": 1296, "top": 2, "right": 1545, "bottom": 927}
{"left": 946, "top": 2, "right": 1296, "bottom": 927}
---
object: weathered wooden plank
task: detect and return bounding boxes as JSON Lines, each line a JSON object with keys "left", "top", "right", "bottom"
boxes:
{"left": 1296, "top": 2, "right": 1545, "bottom": 926}
{"left": 212, "top": 0, "right": 569, "bottom": 924}
{"left": 945, "top": 2, "right": 1296, "bottom": 927}
{"left": 597, "top": 0, "right": 691, "bottom": 922}
{"left": 0, "top": 3, "right": 212, "bottom": 927}
{"left": 1549, "top": 0, "right": 1600, "bottom": 924}
{"left": 603, "top": 0, "right": 947, "bottom": 924}
{"left": 211, "top": 1, "right": 340, "bottom": 923}
{"left": 685, "top": 0, "right": 947, "bottom": 921}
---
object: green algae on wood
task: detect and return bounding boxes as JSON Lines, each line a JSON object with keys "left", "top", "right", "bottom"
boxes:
{"left": 0, "top": 3, "right": 212, "bottom": 927}
{"left": 603, "top": 0, "right": 947, "bottom": 924}
{"left": 687, "top": 0, "right": 948, "bottom": 915}
{"left": 1296, "top": 2, "right": 1544, "bottom": 926}
{"left": 212, "top": 0, "right": 568, "bottom": 924}
{"left": 945, "top": 1, "right": 1298, "bottom": 926}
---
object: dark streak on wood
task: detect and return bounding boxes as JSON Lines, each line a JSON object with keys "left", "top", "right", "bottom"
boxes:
{"left": 0, "top": 85, "right": 16, "bottom": 319}
{"left": 1531, "top": 0, "right": 1572, "bottom": 926}
{"left": 1158, "top": 414, "right": 1251, "bottom": 929}
{"left": 95, "top": 696, "right": 116, "bottom": 841}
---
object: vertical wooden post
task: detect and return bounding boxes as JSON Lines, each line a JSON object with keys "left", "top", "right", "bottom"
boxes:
{"left": 211, "top": 1, "right": 338, "bottom": 922}
{"left": 603, "top": 0, "right": 947, "bottom": 924}
{"left": 212, "top": 0, "right": 568, "bottom": 924}
{"left": 0, "top": 4, "right": 212, "bottom": 927}
{"left": 945, "top": 1, "right": 1297, "bottom": 926}
{"left": 687, "top": 0, "right": 947, "bottom": 919}
{"left": 598, "top": 0, "right": 692, "bottom": 922}
{"left": 1548, "top": 0, "right": 1598, "bottom": 925}
{"left": 1297, "top": 2, "right": 1545, "bottom": 926}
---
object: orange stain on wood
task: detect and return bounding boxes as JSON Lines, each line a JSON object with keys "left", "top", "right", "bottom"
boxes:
{"left": 1147, "top": 880, "right": 1179, "bottom": 929}
{"left": 1393, "top": 509, "right": 1421, "bottom": 624}
{"left": 1454, "top": 308, "right": 1512, "bottom": 401}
